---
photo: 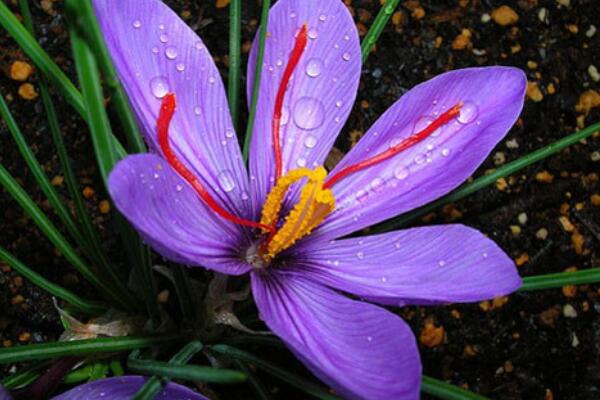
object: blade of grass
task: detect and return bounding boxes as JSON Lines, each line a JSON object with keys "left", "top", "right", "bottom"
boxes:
{"left": 520, "top": 268, "right": 600, "bottom": 291}
{"left": 0, "top": 164, "right": 132, "bottom": 309}
{"left": 66, "top": 0, "right": 146, "bottom": 153}
{"left": 228, "top": 0, "right": 242, "bottom": 131}
{"left": 242, "top": 0, "right": 271, "bottom": 161}
{"left": 69, "top": 25, "right": 158, "bottom": 320}
{"left": 0, "top": 334, "right": 185, "bottom": 364}
{"left": 234, "top": 360, "right": 273, "bottom": 400}
{"left": 373, "top": 121, "right": 600, "bottom": 233}
{"left": 0, "top": 246, "right": 106, "bottom": 315}
{"left": 172, "top": 265, "right": 196, "bottom": 323}
{"left": 210, "top": 344, "right": 337, "bottom": 400}
{"left": 132, "top": 340, "right": 203, "bottom": 400}
{"left": 0, "top": 361, "right": 50, "bottom": 389}
{"left": 421, "top": 376, "right": 488, "bottom": 400}
{"left": 0, "top": 1, "right": 127, "bottom": 159}
{"left": 361, "top": 0, "right": 400, "bottom": 63}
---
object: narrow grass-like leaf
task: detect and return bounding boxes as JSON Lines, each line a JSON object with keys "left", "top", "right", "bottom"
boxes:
{"left": 132, "top": 340, "right": 203, "bottom": 400}
{"left": 172, "top": 266, "right": 196, "bottom": 322}
{"left": 361, "top": 0, "right": 400, "bottom": 63}
{"left": 63, "top": 364, "right": 95, "bottom": 384}
{"left": 128, "top": 358, "right": 245, "bottom": 384}
{"left": 520, "top": 268, "right": 600, "bottom": 291}
{"left": 210, "top": 345, "right": 337, "bottom": 400}
{"left": 234, "top": 360, "right": 273, "bottom": 400}
{"left": 228, "top": 0, "right": 242, "bottom": 130}
{"left": 373, "top": 121, "right": 600, "bottom": 232}
{"left": 0, "top": 361, "right": 50, "bottom": 389}
{"left": 0, "top": 246, "right": 106, "bottom": 315}
{"left": 0, "top": 334, "right": 184, "bottom": 364}
{"left": 0, "top": 164, "right": 131, "bottom": 309}
{"left": 67, "top": 0, "right": 146, "bottom": 153}
{"left": 243, "top": 0, "right": 271, "bottom": 161}
{"left": 0, "top": 94, "right": 89, "bottom": 250}
{"left": 109, "top": 359, "right": 125, "bottom": 376}
{"left": 421, "top": 376, "right": 488, "bottom": 400}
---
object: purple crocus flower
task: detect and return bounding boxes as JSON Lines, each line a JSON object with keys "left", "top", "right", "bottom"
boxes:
{"left": 94, "top": 0, "right": 525, "bottom": 398}
{"left": 52, "top": 376, "right": 206, "bottom": 399}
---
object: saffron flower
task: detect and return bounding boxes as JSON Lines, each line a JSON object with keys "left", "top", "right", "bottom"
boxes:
{"left": 94, "top": 0, "right": 526, "bottom": 397}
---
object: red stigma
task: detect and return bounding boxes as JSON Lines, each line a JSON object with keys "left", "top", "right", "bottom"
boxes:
{"left": 157, "top": 93, "right": 275, "bottom": 233}
{"left": 323, "top": 103, "right": 463, "bottom": 189}
{"left": 272, "top": 24, "right": 309, "bottom": 181}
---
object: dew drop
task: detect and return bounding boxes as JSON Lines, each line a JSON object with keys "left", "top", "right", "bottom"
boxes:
{"left": 241, "top": 191, "right": 250, "bottom": 201}
{"left": 426, "top": 143, "right": 434, "bottom": 151}
{"left": 293, "top": 97, "right": 325, "bottom": 130}
{"left": 132, "top": 20, "right": 142, "bottom": 29}
{"left": 217, "top": 171, "right": 236, "bottom": 192}
{"left": 394, "top": 166, "right": 409, "bottom": 180}
{"left": 276, "top": 59, "right": 283, "bottom": 67}
{"left": 457, "top": 101, "right": 479, "bottom": 124}
{"left": 151, "top": 46, "right": 159, "bottom": 54}
{"left": 381, "top": 276, "right": 387, "bottom": 283}
{"left": 193, "top": 106, "right": 201, "bottom": 116}
{"left": 395, "top": 241, "right": 401, "bottom": 249}
{"left": 441, "top": 148, "right": 451, "bottom": 157}
{"left": 176, "top": 184, "right": 183, "bottom": 192}
{"left": 153, "top": 173, "right": 159, "bottom": 179}
{"left": 438, "top": 260, "right": 446, "bottom": 267}
{"left": 342, "top": 52, "right": 351, "bottom": 61}
{"left": 159, "top": 33, "right": 169, "bottom": 43}
{"left": 367, "top": 336, "right": 373, "bottom": 342}
{"left": 296, "top": 157, "right": 307, "bottom": 167}
{"left": 225, "top": 129, "right": 235, "bottom": 138}
{"left": 304, "top": 135, "right": 317, "bottom": 148}
{"left": 335, "top": 100, "right": 343, "bottom": 108}
{"left": 305, "top": 58, "right": 323, "bottom": 78}
{"left": 280, "top": 107, "right": 290, "bottom": 125}
{"left": 195, "top": 42, "right": 204, "bottom": 50}
{"left": 355, "top": 190, "right": 368, "bottom": 203}
{"left": 208, "top": 76, "right": 216, "bottom": 84}
{"left": 482, "top": 252, "right": 488, "bottom": 258}
{"left": 176, "top": 63, "right": 185, "bottom": 72}
{"left": 158, "top": 23, "right": 165, "bottom": 30}
{"left": 414, "top": 154, "right": 426, "bottom": 164}
{"left": 371, "top": 177, "right": 384, "bottom": 192}
{"left": 165, "top": 46, "right": 178, "bottom": 60}
{"left": 149, "top": 76, "right": 169, "bottom": 98}
{"left": 356, "top": 251, "right": 364, "bottom": 259}
{"left": 307, "top": 28, "right": 318, "bottom": 40}
{"left": 289, "top": 12, "right": 297, "bottom": 18}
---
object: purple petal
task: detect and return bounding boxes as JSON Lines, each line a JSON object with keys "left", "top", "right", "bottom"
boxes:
{"left": 291, "top": 225, "right": 521, "bottom": 305}
{"left": 247, "top": 0, "right": 361, "bottom": 212}
{"left": 109, "top": 154, "right": 251, "bottom": 275}
{"left": 252, "top": 271, "right": 421, "bottom": 399}
{"left": 313, "top": 67, "right": 526, "bottom": 241}
{"left": 52, "top": 376, "right": 207, "bottom": 400}
{"left": 93, "top": 0, "right": 251, "bottom": 218}
{"left": 0, "top": 385, "right": 11, "bottom": 400}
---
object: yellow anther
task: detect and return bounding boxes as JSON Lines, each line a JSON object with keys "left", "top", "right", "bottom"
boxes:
{"left": 260, "top": 167, "right": 335, "bottom": 261}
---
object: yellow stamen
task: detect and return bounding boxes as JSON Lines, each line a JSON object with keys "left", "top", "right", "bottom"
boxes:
{"left": 260, "top": 167, "right": 335, "bottom": 261}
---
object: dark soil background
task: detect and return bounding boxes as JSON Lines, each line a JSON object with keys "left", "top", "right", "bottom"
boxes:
{"left": 1, "top": 0, "right": 599, "bottom": 399}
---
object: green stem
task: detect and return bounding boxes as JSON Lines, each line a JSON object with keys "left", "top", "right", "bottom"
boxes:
{"left": 172, "top": 265, "right": 196, "bottom": 322}
{"left": 228, "top": 0, "right": 242, "bottom": 131}
{"left": 0, "top": 334, "right": 185, "bottom": 364}
{"left": 520, "top": 268, "right": 600, "bottom": 291}
{"left": 421, "top": 376, "right": 488, "bottom": 400}
{"left": 68, "top": 0, "right": 146, "bottom": 153}
{"left": 0, "top": 164, "right": 130, "bottom": 309}
{"left": 132, "top": 340, "right": 203, "bottom": 400}
{"left": 243, "top": 0, "right": 271, "bottom": 161}
{"left": 0, "top": 361, "right": 50, "bottom": 389}
{"left": 0, "top": 246, "right": 106, "bottom": 315}
{"left": 373, "top": 121, "right": 600, "bottom": 233}
{"left": 210, "top": 345, "right": 336, "bottom": 400}
{"left": 361, "top": 0, "right": 400, "bottom": 63}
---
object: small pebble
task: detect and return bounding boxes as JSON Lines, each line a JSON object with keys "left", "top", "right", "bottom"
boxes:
{"left": 556, "top": 0, "right": 570, "bottom": 7}
{"left": 535, "top": 171, "right": 554, "bottom": 183}
{"left": 480, "top": 13, "right": 491, "bottom": 23}
{"left": 82, "top": 186, "right": 95, "bottom": 199}
{"left": 558, "top": 216, "right": 575, "bottom": 232}
{"left": 563, "top": 304, "right": 577, "bottom": 318}
{"left": 515, "top": 253, "right": 529, "bottom": 267}
{"left": 518, "top": 212, "right": 528, "bottom": 225}
{"left": 491, "top": 6, "right": 519, "bottom": 26}
{"left": 575, "top": 90, "right": 600, "bottom": 114}
{"left": 537, "top": 8, "right": 548, "bottom": 23}
{"left": 591, "top": 194, "right": 600, "bottom": 206}
{"left": 588, "top": 65, "right": 600, "bottom": 82}
{"left": 419, "top": 320, "right": 444, "bottom": 348}
{"left": 18, "top": 83, "right": 38, "bottom": 100}
{"left": 10, "top": 61, "right": 33, "bottom": 81}
{"left": 527, "top": 81, "right": 544, "bottom": 102}
{"left": 18, "top": 332, "right": 31, "bottom": 343}
{"left": 98, "top": 200, "right": 111, "bottom": 214}
{"left": 562, "top": 285, "right": 577, "bottom": 298}
{"left": 586, "top": 25, "right": 597, "bottom": 38}
{"left": 493, "top": 151, "right": 506, "bottom": 165}
{"left": 571, "top": 333, "right": 579, "bottom": 348}
{"left": 536, "top": 228, "right": 549, "bottom": 240}
{"left": 451, "top": 29, "right": 472, "bottom": 50}
{"left": 510, "top": 225, "right": 521, "bottom": 235}
{"left": 591, "top": 151, "right": 600, "bottom": 161}
{"left": 157, "top": 289, "right": 170, "bottom": 303}
{"left": 51, "top": 175, "right": 64, "bottom": 187}
{"left": 506, "top": 138, "right": 519, "bottom": 149}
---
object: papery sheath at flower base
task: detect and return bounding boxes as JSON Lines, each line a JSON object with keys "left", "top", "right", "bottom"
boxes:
{"left": 94, "top": 0, "right": 526, "bottom": 398}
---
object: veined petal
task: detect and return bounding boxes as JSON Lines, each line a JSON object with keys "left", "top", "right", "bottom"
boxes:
{"left": 93, "top": 0, "right": 251, "bottom": 218}
{"left": 291, "top": 225, "right": 521, "bottom": 305}
{"left": 313, "top": 67, "right": 526, "bottom": 241}
{"left": 252, "top": 271, "right": 421, "bottom": 400}
{"left": 247, "top": 0, "right": 361, "bottom": 215}
{"left": 52, "top": 376, "right": 207, "bottom": 399}
{"left": 0, "top": 385, "right": 11, "bottom": 400}
{"left": 109, "top": 154, "right": 251, "bottom": 275}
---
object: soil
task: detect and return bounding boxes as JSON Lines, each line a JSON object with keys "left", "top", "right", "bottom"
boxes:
{"left": 1, "top": 0, "right": 599, "bottom": 399}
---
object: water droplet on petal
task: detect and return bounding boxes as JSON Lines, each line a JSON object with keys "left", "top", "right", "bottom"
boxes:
{"left": 304, "top": 135, "right": 317, "bottom": 148}
{"left": 394, "top": 166, "right": 409, "bottom": 180}
{"left": 367, "top": 336, "right": 373, "bottom": 342}
{"left": 307, "top": 28, "right": 318, "bottom": 40}
{"left": 293, "top": 97, "right": 325, "bottom": 130}
{"left": 165, "top": 46, "right": 178, "bottom": 60}
{"left": 414, "top": 154, "right": 426, "bottom": 164}
{"left": 335, "top": 100, "right": 343, "bottom": 108}
{"left": 208, "top": 76, "right": 216, "bottom": 84}
{"left": 441, "top": 148, "right": 451, "bottom": 157}
{"left": 438, "top": 260, "right": 446, "bottom": 267}
{"left": 371, "top": 177, "right": 384, "bottom": 192}
{"left": 381, "top": 276, "right": 387, "bottom": 283}
{"left": 342, "top": 52, "right": 351, "bottom": 61}
{"left": 176, "top": 184, "right": 183, "bottom": 192}
{"left": 355, "top": 190, "right": 368, "bottom": 203}
{"left": 296, "top": 157, "right": 307, "bottom": 167}
{"left": 482, "top": 252, "right": 488, "bottom": 258}
{"left": 356, "top": 251, "right": 364, "bottom": 259}
{"left": 158, "top": 23, "right": 165, "bottom": 30}
{"left": 457, "top": 101, "right": 478, "bottom": 124}
{"left": 151, "top": 46, "right": 159, "bottom": 54}
{"left": 149, "top": 76, "right": 169, "bottom": 98}
{"left": 159, "top": 33, "right": 169, "bottom": 43}
{"left": 193, "top": 106, "right": 201, "bottom": 116}
{"left": 195, "top": 42, "right": 204, "bottom": 50}
{"left": 217, "top": 171, "right": 236, "bottom": 192}
{"left": 132, "top": 20, "right": 142, "bottom": 29}
{"left": 176, "top": 63, "right": 185, "bottom": 72}
{"left": 289, "top": 12, "right": 297, "bottom": 18}
{"left": 305, "top": 58, "right": 323, "bottom": 78}
{"left": 241, "top": 191, "right": 250, "bottom": 201}
{"left": 225, "top": 129, "right": 235, "bottom": 138}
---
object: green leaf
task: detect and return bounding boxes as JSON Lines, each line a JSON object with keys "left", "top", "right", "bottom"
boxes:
{"left": 243, "top": 0, "right": 271, "bottom": 161}
{"left": 234, "top": 360, "right": 273, "bottom": 400}
{"left": 521, "top": 268, "right": 600, "bottom": 291}
{"left": 228, "top": 0, "right": 242, "bottom": 131}
{"left": 0, "top": 361, "right": 50, "bottom": 389}
{"left": 421, "top": 375, "right": 489, "bottom": 400}
{"left": 361, "top": 0, "right": 400, "bottom": 63}
{"left": 0, "top": 334, "right": 184, "bottom": 364}
{"left": 373, "top": 121, "right": 600, "bottom": 232}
